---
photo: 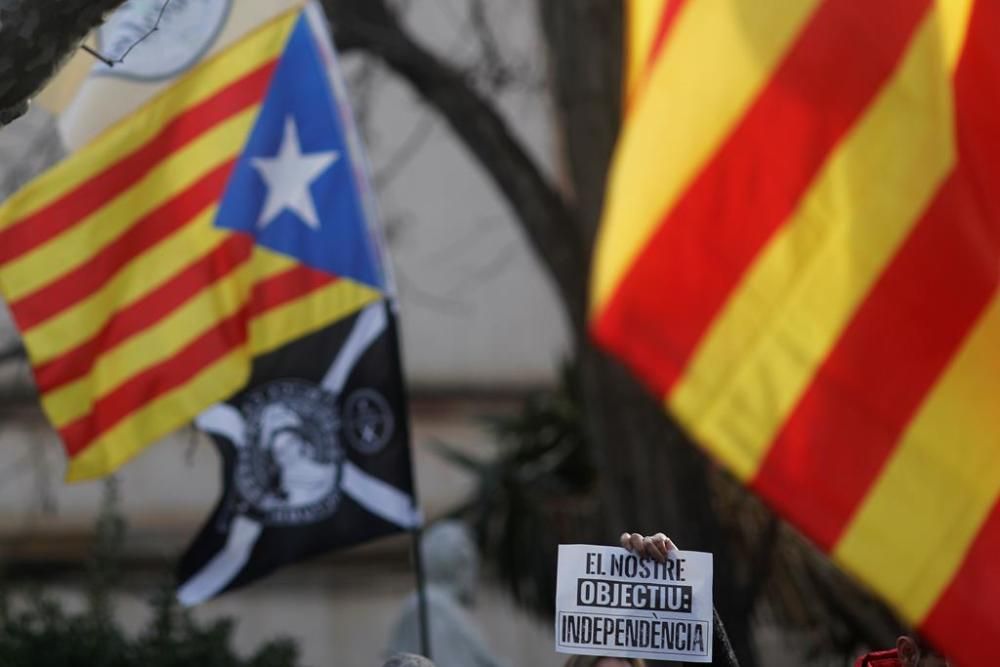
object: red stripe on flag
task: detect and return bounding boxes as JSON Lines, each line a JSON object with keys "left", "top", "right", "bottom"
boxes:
{"left": 751, "top": 171, "right": 1000, "bottom": 550}
{"left": 0, "top": 60, "right": 276, "bottom": 265}
{"left": 249, "top": 264, "right": 338, "bottom": 317}
{"left": 645, "top": 0, "right": 686, "bottom": 70}
{"left": 593, "top": 0, "right": 930, "bottom": 397}
{"left": 34, "top": 234, "right": 254, "bottom": 393}
{"left": 920, "top": 497, "right": 1000, "bottom": 667}
{"left": 751, "top": 0, "right": 1000, "bottom": 551}
{"left": 58, "top": 305, "right": 250, "bottom": 456}
{"left": 11, "top": 158, "right": 237, "bottom": 331}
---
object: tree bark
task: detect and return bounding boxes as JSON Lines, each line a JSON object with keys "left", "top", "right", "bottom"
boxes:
{"left": 0, "top": 0, "right": 127, "bottom": 125}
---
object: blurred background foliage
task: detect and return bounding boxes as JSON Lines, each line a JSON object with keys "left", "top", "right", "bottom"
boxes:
{"left": 0, "top": 481, "right": 303, "bottom": 667}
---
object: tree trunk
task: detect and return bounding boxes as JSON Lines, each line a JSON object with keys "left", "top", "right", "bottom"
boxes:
{"left": 538, "top": 4, "right": 758, "bottom": 664}
{"left": 578, "top": 348, "right": 758, "bottom": 666}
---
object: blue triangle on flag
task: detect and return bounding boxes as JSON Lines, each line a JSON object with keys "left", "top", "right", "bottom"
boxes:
{"left": 214, "top": 14, "right": 384, "bottom": 292}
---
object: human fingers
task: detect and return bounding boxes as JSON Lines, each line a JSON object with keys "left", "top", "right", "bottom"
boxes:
{"left": 648, "top": 533, "right": 670, "bottom": 561}
{"left": 639, "top": 535, "right": 663, "bottom": 562}
{"left": 650, "top": 533, "right": 678, "bottom": 560}
{"left": 628, "top": 532, "right": 647, "bottom": 556}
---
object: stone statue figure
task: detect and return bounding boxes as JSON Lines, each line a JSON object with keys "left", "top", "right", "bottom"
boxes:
{"left": 387, "top": 520, "right": 507, "bottom": 667}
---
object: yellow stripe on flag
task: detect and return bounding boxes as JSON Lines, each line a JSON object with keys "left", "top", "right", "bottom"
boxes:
{"left": 22, "top": 207, "right": 227, "bottom": 364}
{"left": 625, "top": 0, "right": 670, "bottom": 100}
{"left": 1, "top": 107, "right": 257, "bottom": 302}
{"left": 669, "top": 9, "right": 961, "bottom": 479}
{"left": 250, "top": 280, "right": 382, "bottom": 357}
{"left": 833, "top": 290, "right": 1000, "bottom": 624}
{"left": 38, "top": 243, "right": 322, "bottom": 422}
{"left": 936, "top": 0, "right": 976, "bottom": 71}
{"left": 252, "top": 246, "right": 301, "bottom": 280}
{"left": 65, "top": 348, "right": 250, "bottom": 482}
{"left": 40, "top": 259, "right": 254, "bottom": 428}
{"left": 591, "top": 0, "right": 822, "bottom": 313}
{"left": 0, "top": 13, "right": 295, "bottom": 227}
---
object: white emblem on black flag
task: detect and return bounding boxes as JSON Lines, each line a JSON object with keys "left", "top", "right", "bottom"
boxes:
{"left": 177, "top": 301, "right": 420, "bottom": 605}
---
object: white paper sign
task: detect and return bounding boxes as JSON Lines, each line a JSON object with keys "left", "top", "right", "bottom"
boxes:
{"left": 555, "top": 544, "right": 713, "bottom": 663}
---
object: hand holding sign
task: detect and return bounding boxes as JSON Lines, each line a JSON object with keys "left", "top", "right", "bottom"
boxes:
{"left": 620, "top": 532, "right": 677, "bottom": 562}
{"left": 619, "top": 533, "right": 744, "bottom": 667}
{"left": 555, "top": 540, "right": 714, "bottom": 663}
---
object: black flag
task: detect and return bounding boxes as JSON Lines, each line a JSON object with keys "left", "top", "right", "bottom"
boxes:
{"left": 177, "top": 300, "right": 419, "bottom": 604}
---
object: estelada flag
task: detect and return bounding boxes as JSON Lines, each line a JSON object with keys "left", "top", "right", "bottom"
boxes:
{"left": 592, "top": 2, "right": 999, "bottom": 665}
{"left": 0, "top": 1, "right": 387, "bottom": 481}
{"left": 172, "top": 4, "right": 419, "bottom": 602}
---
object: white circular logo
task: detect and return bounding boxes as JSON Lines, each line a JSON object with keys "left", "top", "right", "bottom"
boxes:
{"left": 343, "top": 389, "right": 395, "bottom": 455}
{"left": 235, "top": 381, "right": 344, "bottom": 525}
{"left": 95, "top": 0, "right": 231, "bottom": 81}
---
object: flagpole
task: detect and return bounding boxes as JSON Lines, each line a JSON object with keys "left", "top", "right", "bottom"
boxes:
{"left": 410, "top": 527, "right": 432, "bottom": 660}
{"left": 713, "top": 605, "right": 741, "bottom": 667}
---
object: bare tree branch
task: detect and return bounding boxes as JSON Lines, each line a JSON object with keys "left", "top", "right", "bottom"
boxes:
{"left": 373, "top": 112, "right": 435, "bottom": 190}
{"left": 325, "top": 0, "right": 588, "bottom": 331}
{"left": 81, "top": 0, "right": 172, "bottom": 67}
{"left": 467, "top": 0, "right": 513, "bottom": 91}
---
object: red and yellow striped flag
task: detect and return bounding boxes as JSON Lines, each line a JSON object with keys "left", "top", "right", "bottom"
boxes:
{"left": 592, "top": 1, "right": 999, "bottom": 663}
{"left": 0, "top": 2, "right": 379, "bottom": 482}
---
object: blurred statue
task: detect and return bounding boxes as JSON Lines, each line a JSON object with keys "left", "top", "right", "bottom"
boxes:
{"left": 387, "top": 520, "right": 506, "bottom": 667}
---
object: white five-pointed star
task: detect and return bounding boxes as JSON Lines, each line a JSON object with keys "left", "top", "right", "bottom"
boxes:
{"left": 251, "top": 116, "right": 339, "bottom": 230}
